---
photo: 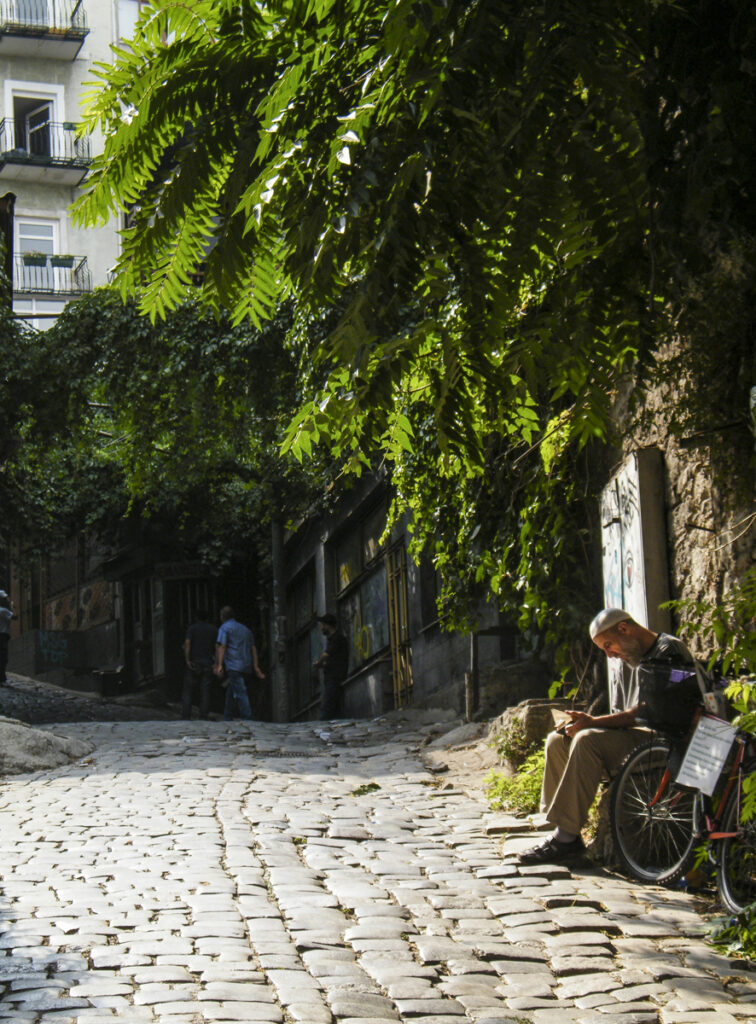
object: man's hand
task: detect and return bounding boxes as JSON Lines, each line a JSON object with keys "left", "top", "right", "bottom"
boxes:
{"left": 254, "top": 666, "right": 266, "bottom": 679}
{"left": 564, "top": 710, "right": 595, "bottom": 738}
{"left": 213, "top": 664, "right": 224, "bottom": 678}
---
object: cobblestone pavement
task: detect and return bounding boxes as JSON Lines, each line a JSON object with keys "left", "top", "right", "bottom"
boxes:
{"left": 0, "top": 673, "right": 181, "bottom": 725}
{"left": 1, "top": 714, "right": 755, "bottom": 1024}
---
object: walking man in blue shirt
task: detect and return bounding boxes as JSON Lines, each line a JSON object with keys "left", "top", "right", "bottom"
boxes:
{"left": 214, "top": 606, "right": 265, "bottom": 721}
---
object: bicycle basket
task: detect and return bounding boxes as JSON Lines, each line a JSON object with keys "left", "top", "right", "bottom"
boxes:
{"left": 636, "top": 660, "right": 702, "bottom": 737}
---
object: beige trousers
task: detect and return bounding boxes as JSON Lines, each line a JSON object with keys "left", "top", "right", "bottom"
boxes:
{"left": 540, "top": 726, "right": 652, "bottom": 835}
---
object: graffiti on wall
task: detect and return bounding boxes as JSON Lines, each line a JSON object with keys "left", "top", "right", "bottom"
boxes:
{"left": 340, "top": 565, "right": 390, "bottom": 673}
{"left": 601, "top": 456, "right": 647, "bottom": 711}
{"left": 38, "top": 630, "right": 70, "bottom": 667}
{"left": 46, "top": 581, "right": 114, "bottom": 631}
{"left": 600, "top": 450, "right": 670, "bottom": 712}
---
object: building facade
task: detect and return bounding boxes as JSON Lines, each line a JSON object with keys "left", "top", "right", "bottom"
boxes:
{"left": 283, "top": 475, "right": 521, "bottom": 721}
{"left": 6, "top": 523, "right": 224, "bottom": 701}
{"left": 0, "top": 0, "right": 142, "bottom": 328}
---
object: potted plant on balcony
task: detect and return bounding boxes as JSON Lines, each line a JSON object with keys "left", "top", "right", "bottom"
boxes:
{"left": 22, "top": 251, "right": 48, "bottom": 267}
{"left": 50, "top": 254, "right": 75, "bottom": 268}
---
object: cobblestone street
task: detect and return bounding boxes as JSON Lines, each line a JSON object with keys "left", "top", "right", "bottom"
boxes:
{"left": 1, "top": 703, "right": 755, "bottom": 1023}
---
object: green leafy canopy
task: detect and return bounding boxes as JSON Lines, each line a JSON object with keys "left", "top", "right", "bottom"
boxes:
{"left": 73, "top": 0, "right": 756, "bottom": 653}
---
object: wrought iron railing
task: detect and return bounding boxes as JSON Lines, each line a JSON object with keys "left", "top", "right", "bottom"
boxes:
{"left": 0, "top": 118, "right": 90, "bottom": 165}
{"left": 14, "top": 254, "right": 91, "bottom": 294}
{"left": 0, "top": 0, "right": 87, "bottom": 35}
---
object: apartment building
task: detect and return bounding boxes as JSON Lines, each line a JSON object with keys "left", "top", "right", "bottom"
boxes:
{"left": 0, "top": 1, "right": 143, "bottom": 328}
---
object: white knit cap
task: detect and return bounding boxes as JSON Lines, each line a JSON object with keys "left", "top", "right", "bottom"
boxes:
{"left": 589, "top": 608, "right": 633, "bottom": 639}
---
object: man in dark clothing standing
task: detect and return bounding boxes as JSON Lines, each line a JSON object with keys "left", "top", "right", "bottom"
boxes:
{"left": 0, "top": 591, "right": 14, "bottom": 685}
{"left": 314, "top": 613, "right": 349, "bottom": 720}
{"left": 182, "top": 608, "right": 217, "bottom": 719}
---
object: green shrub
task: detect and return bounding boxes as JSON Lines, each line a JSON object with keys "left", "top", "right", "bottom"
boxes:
{"left": 485, "top": 748, "right": 545, "bottom": 814}
{"left": 492, "top": 717, "right": 540, "bottom": 768}
{"left": 668, "top": 572, "right": 756, "bottom": 958}
{"left": 707, "top": 904, "right": 756, "bottom": 960}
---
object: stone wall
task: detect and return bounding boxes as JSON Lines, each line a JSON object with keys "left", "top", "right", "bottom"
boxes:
{"left": 612, "top": 336, "right": 754, "bottom": 650}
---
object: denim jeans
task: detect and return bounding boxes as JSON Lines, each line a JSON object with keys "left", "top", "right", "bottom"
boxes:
{"left": 223, "top": 670, "right": 252, "bottom": 721}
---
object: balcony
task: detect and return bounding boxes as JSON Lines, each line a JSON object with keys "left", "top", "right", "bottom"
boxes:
{"left": 0, "top": 118, "right": 90, "bottom": 184}
{"left": 14, "top": 253, "right": 92, "bottom": 295}
{"left": 0, "top": 1, "right": 88, "bottom": 59}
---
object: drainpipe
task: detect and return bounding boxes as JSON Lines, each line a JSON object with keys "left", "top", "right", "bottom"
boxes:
{"left": 0, "top": 192, "right": 16, "bottom": 304}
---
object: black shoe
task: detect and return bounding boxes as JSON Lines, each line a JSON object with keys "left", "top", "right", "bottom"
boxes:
{"left": 517, "top": 835, "right": 585, "bottom": 866}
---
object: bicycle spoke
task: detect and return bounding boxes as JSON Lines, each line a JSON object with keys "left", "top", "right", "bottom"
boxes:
{"left": 611, "top": 740, "right": 697, "bottom": 884}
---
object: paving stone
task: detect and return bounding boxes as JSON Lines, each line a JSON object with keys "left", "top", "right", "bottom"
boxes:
{"left": 337, "top": 1019, "right": 405, "bottom": 1024}
{"left": 574, "top": 992, "right": 619, "bottom": 1009}
{"left": 437, "top": 975, "right": 501, "bottom": 995}
{"left": 550, "top": 956, "right": 617, "bottom": 975}
{"left": 286, "top": 1000, "right": 333, "bottom": 1022}
{"left": 384, "top": 978, "right": 437, "bottom": 998}
{"left": 393, "top": 998, "right": 467, "bottom": 1014}
{"left": 659, "top": 1014, "right": 739, "bottom": 1024}
{"left": 578, "top": 1015, "right": 658, "bottom": 1024}
{"left": 496, "top": 975, "right": 556, "bottom": 998}
{"left": 198, "top": 1004, "right": 283, "bottom": 1022}
{"left": 199, "top": 982, "right": 278, "bottom": 1002}
{"left": 555, "top": 976, "right": 623, "bottom": 1000}
{"left": 328, "top": 993, "right": 399, "bottom": 1018}
{"left": 8, "top": 994, "right": 92, "bottom": 1012}
{"left": 505, "top": 994, "right": 562, "bottom": 1009}
{"left": 490, "top": 960, "right": 550, "bottom": 975}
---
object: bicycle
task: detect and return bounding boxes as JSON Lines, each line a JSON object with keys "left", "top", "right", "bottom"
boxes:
{"left": 610, "top": 718, "right": 756, "bottom": 913}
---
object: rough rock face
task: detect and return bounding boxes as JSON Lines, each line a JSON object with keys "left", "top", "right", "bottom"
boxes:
{"left": 0, "top": 716, "right": 94, "bottom": 776}
{"left": 491, "top": 698, "right": 571, "bottom": 772}
{"left": 615, "top": 340, "right": 754, "bottom": 621}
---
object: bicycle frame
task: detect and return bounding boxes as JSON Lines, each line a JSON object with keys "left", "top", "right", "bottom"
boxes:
{"left": 645, "top": 733, "right": 746, "bottom": 842}
{"left": 707, "top": 735, "right": 746, "bottom": 841}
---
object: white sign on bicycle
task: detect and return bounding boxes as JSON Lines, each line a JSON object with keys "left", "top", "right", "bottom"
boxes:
{"left": 676, "top": 715, "right": 737, "bottom": 795}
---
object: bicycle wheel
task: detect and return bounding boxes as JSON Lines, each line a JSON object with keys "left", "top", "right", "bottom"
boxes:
{"left": 610, "top": 738, "right": 698, "bottom": 884}
{"left": 716, "top": 781, "right": 756, "bottom": 914}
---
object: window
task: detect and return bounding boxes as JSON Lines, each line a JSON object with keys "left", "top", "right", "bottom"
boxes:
{"left": 118, "top": 0, "right": 150, "bottom": 39}
{"left": 3, "top": 82, "right": 65, "bottom": 164}
{"left": 12, "top": 96, "right": 51, "bottom": 156}
{"left": 418, "top": 554, "right": 441, "bottom": 628}
{"left": 17, "top": 218, "right": 56, "bottom": 255}
{"left": 339, "top": 563, "right": 390, "bottom": 674}
{"left": 287, "top": 565, "right": 320, "bottom": 715}
{"left": 13, "top": 298, "right": 66, "bottom": 331}
{"left": 334, "top": 502, "right": 390, "bottom": 673}
{"left": 15, "top": 219, "right": 59, "bottom": 315}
